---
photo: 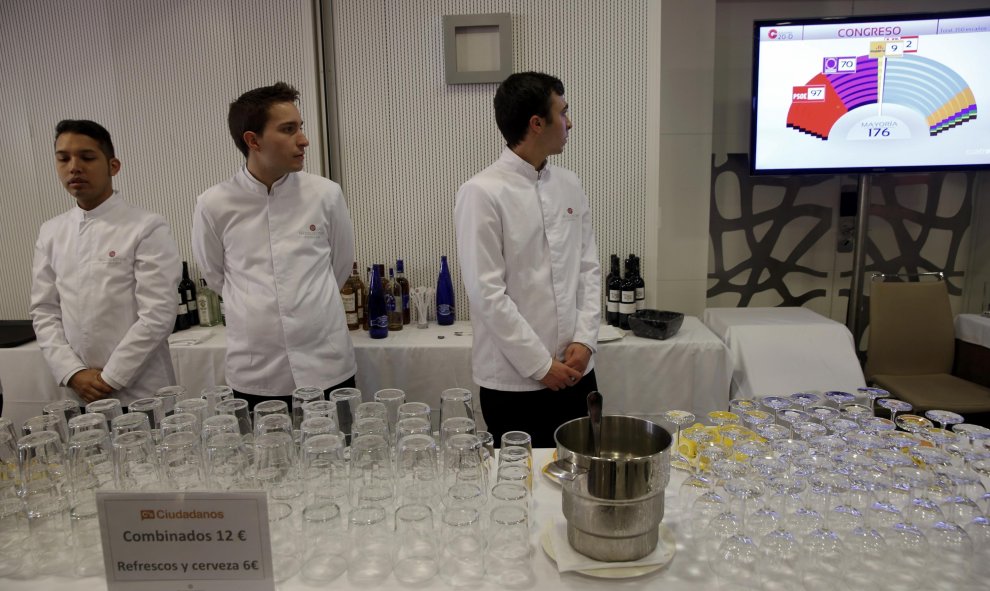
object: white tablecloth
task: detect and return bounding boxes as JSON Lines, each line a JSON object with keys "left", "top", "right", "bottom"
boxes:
{"left": 955, "top": 313, "right": 990, "bottom": 348}
{"left": 702, "top": 307, "right": 866, "bottom": 399}
{"left": 0, "top": 319, "right": 731, "bottom": 430}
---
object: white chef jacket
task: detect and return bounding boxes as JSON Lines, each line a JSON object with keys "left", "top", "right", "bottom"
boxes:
{"left": 454, "top": 148, "right": 601, "bottom": 391}
{"left": 192, "top": 167, "right": 356, "bottom": 396}
{"left": 29, "top": 193, "right": 180, "bottom": 405}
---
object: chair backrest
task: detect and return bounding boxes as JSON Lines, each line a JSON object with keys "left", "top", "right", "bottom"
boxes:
{"left": 865, "top": 279, "right": 955, "bottom": 378}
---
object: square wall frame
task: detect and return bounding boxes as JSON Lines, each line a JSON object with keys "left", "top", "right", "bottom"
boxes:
{"left": 442, "top": 13, "right": 512, "bottom": 84}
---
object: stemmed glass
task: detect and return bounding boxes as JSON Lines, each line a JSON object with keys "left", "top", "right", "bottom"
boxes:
{"left": 689, "top": 444, "right": 727, "bottom": 543}
{"left": 709, "top": 472, "right": 763, "bottom": 590}
{"left": 857, "top": 386, "right": 890, "bottom": 412}
{"left": 789, "top": 391, "right": 821, "bottom": 413}
{"left": 728, "top": 398, "right": 759, "bottom": 415}
{"left": 759, "top": 469, "right": 806, "bottom": 589}
{"left": 801, "top": 471, "right": 849, "bottom": 590}
{"left": 925, "top": 409, "right": 964, "bottom": 431}
{"left": 823, "top": 390, "right": 855, "bottom": 408}
{"left": 876, "top": 398, "right": 912, "bottom": 423}
{"left": 700, "top": 458, "right": 746, "bottom": 562}
{"left": 678, "top": 427, "right": 713, "bottom": 513}
{"left": 760, "top": 396, "right": 792, "bottom": 424}
{"left": 707, "top": 410, "right": 740, "bottom": 428}
{"left": 952, "top": 423, "right": 990, "bottom": 451}
{"left": 662, "top": 410, "right": 695, "bottom": 469}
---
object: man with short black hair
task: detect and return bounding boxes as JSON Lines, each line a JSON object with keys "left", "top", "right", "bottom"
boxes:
{"left": 31, "top": 120, "right": 181, "bottom": 404}
{"left": 192, "top": 82, "right": 357, "bottom": 410}
{"left": 454, "top": 72, "right": 601, "bottom": 448}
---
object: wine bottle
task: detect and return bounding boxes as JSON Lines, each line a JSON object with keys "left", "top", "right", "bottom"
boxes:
{"left": 197, "top": 279, "right": 219, "bottom": 327}
{"left": 341, "top": 265, "right": 359, "bottom": 330}
{"left": 349, "top": 262, "right": 365, "bottom": 331}
{"left": 395, "top": 259, "right": 411, "bottom": 325}
{"left": 619, "top": 257, "right": 636, "bottom": 330}
{"left": 632, "top": 255, "right": 646, "bottom": 311}
{"left": 362, "top": 267, "right": 371, "bottom": 330}
{"left": 219, "top": 295, "right": 226, "bottom": 326}
{"left": 180, "top": 261, "right": 198, "bottom": 326}
{"left": 436, "top": 255, "right": 455, "bottom": 326}
{"left": 367, "top": 265, "right": 389, "bottom": 339}
{"left": 606, "top": 254, "right": 620, "bottom": 326}
{"left": 388, "top": 268, "right": 403, "bottom": 331}
{"left": 173, "top": 287, "right": 189, "bottom": 332}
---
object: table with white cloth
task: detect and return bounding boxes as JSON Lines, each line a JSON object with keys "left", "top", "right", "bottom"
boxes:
{"left": 0, "top": 319, "right": 731, "bottom": 430}
{"left": 701, "top": 307, "right": 866, "bottom": 399}
{"left": 0, "top": 448, "right": 718, "bottom": 591}
{"left": 954, "top": 313, "right": 990, "bottom": 388}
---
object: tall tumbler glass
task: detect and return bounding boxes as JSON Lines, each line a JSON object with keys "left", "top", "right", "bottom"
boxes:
{"left": 301, "top": 400, "right": 338, "bottom": 425}
{"left": 67, "top": 429, "right": 114, "bottom": 504}
{"left": 268, "top": 502, "right": 301, "bottom": 583}
{"left": 393, "top": 503, "right": 438, "bottom": 584}
{"left": 216, "top": 398, "right": 253, "bottom": 438}
{"left": 23, "top": 414, "right": 67, "bottom": 445}
{"left": 300, "top": 501, "right": 346, "bottom": 584}
{"left": 67, "top": 413, "right": 109, "bottom": 439}
{"left": 174, "top": 398, "right": 209, "bottom": 427}
{"left": 347, "top": 505, "right": 392, "bottom": 584}
{"left": 439, "top": 388, "right": 475, "bottom": 426}
{"left": 17, "top": 431, "right": 72, "bottom": 576}
{"left": 159, "top": 431, "right": 204, "bottom": 490}
{"left": 155, "top": 385, "right": 188, "bottom": 416}
{"left": 85, "top": 398, "right": 122, "bottom": 429}
{"left": 200, "top": 385, "right": 233, "bottom": 416}
{"left": 112, "top": 431, "right": 161, "bottom": 490}
{"left": 0, "top": 496, "right": 27, "bottom": 577}
{"left": 127, "top": 397, "right": 164, "bottom": 431}
{"left": 43, "top": 399, "right": 80, "bottom": 436}
{"left": 300, "top": 433, "right": 348, "bottom": 510}
{"left": 349, "top": 434, "right": 395, "bottom": 513}
{"left": 291, "top": 387, "right": 324, "bottom": 430}
{"left": 110, "top": 412, "right": 151, "bottom": 441}
{"left": 440, "top": 506, "right": 484, "bottom": 586}
{"left": 374, "top": 388, "right": 406, "bottom": 437}
{"left": 486, "top": 505, "right": 532, "bottom": 587}
{"left": 395, "top": 433, "right": 441, "bottom": 508}
{"left": 329, "top": 387, "right": 363, "bottom": 445}
{"left": 204, "top": 432, "right": 250, "bottom": 490}
{"left": 70, "top": 497, "right": 103, "bottom": 576}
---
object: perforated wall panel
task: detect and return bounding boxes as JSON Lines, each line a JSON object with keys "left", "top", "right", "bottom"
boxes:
{"left": 0, "top": 0, "right": 322, "bottom": 319}
{"left": 331, "top": 0, "right": 650, "bottom": 317}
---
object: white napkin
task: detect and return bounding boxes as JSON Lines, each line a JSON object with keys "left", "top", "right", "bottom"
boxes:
{"left": 597, "top": 325, "right": 625, "bottom": 342}
{"left": 546, "top": 518, "right": 674, "bottom": 573}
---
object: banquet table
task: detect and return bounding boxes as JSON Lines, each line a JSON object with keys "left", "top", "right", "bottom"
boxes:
{"left": 0, "top": 319, "right": 731, "bottom": 430}
{"left": 954, "top": 313, "right": 990, "bottom": 388}
{"left": 701, "top": 307, "right": 866, "bottom": 399}
{"left": 0, "top": 449, "right": 715, "bottom": 591}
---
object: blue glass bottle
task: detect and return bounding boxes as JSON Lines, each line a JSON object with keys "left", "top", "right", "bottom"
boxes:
{"left": 368, "top": 265, "right": 389, "bottom": 339}
{"left": 436, "top": 255, "right": 455, "bottom": 326}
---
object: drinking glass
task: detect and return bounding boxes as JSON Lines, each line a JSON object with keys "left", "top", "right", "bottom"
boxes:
{"left": 356, "top": 401, "right": 389, "bottom": 424}
{"left": 85, "top": 398, "right": 122, "bottom": 426}
{"left": 440, "top": 506, "right": 484, "bottom": 586}
{"left": 70, "top": 497, "right": 103, "bottom": 576}
{"left": 443, "top": 482, "right": 486, "bottom": 513}
{"left": 662, "top": 409, "right": 695, "bottom": 458}
{"left": 203, "top": 432, "right": 250, "bottom": 490}
{"left": 199, "top": 385, "right": 233, "bottom": 416}
{"left": 678, "top": 427, "right": 714, "bottom": 513}
{"left": 43, "top": 400, "right": 80, "bottom": 434}
{"left": 895, "top": 413, "right": 932, "bottom": 435}
{"left": 253, "top": 432, "right": 295, "bottom": 489}
{"left": 374, "top": 388, "right": 406, "bottom": 434}
{"left": 477, "top": 431, "right": 496, "bottom": 483}
{"left": 300, "top": 417, "right": 338, "bottom": 444}
{"left": 439, "top": 388, "right": 475, "bottom": 426}
{"left": 709, "top": 475, "right": 763, "bottom": 590}
{"left": 215, "top": 398, "right": 253, "bottom": 437}
{"left": 708, "top": 410, "right": 740, "bottom": 427}
{"left": 490, "top": 482, "right": 530, "bottom": 516}
{"left": 301, "top": 399, "right": 337, "bottom": 424}
{"left": 496, "top": 464, "right": 530, "bottom": 493}
{"left": 254, "top": 413, "right": 293, "bottom": 438}
{"left": 857, "top": 386, "right": 890, "bottom": 412}
{"left": 291, "top": 386, "right": 324, "bottom": 430}
{"left": 349, "top": 434, "right": 395, "bottom": 510}
{"left": 789, "top": 391, "right": 821, "bottom": 411}
{"left": 268, "top": 502, "right": 301, "bottom": 583}
{"left": 486, "top": 505, "right": 533, "bottom": 587}
{"left": 876, "top": 398, "right": 912, "bottom": 423}
{"left": 300, "top": 501, "right": 347, "bottom": 584}
{"left": 884, "top": 522, "right": 931, "bottom": 582}
{"left": 160, "top": 412, "right": 200, "bottom": 439}
{"left": 442, "top": 433, "right": 487, "bottom": 492}
{"left": 925, "top": 409, "right": 964, "bottom": 432}
{"left": 23, "top": 414, "right": 67, "bottom": 444}
{"left": 823, "top": 390, "right": 856, "bottom": 408}
{"left": 441, "top": 417, "right": 477, "bottom": 448}
{"left": 329, "top": 387, "right": 363, "bottom": 444}
{"left": 352, "top": 417, "right": 389, "bottom": 440}
{"left": 174, "top": 398, "right": 209, "bottom": 426}
{"left": 18, "top": 431, "right": 71, "bottom": 575}
{"left": 728, "top": 399, "right": 758, "bottom": 414}
{"left": 395, "top": 433, "right": 441, "bottom": 507}
{"left": 801, "top": 472, "right": 849, "bottom": 591}
{"left": 398, "top": 401, "right": 432, "bottom": 424}
{"left": 159, "top": 431, "right": 205, "bottom": 490}
{"left": 155, "top": 385, "right": 188, "bottom": 415}
{"left": 348, "top": 505, "right": 392, "bottom": 584}
{"left": 253, "top": 398, "right": 289, "bottom": 424}
{"left": 758, "top": 471, "right": 806, "bottom": 589}
{"left": 201, "top": 414, "right": 240, "bottom": 444}
{"left": 67, "top": 429, "right": 114, "bottom": 502}
{"left": 393, "top": 503, "right": 439, "bottom": 584}
{"left": 127, "top": 397, "right": 164, "bottom": 431}
{"left": 952, "top": 423, "right": 990, "bottom": 450}
{"left": 112, "top": 431, "right": 161, "bottom": 490}
{"left": 0, "top": 432, "right": 19, "bottom": 499}
{"left": 396, "top": 417, "right": 432, "bottom": 442}
{"left": 0, "top": 497, "right": 27, "bottom": 577}
{"left": 300, "top": 433, "right": 348, "bottom": 510}
{"left": 689, "top": 444, "right": 727, "bottom": 543}
{"left": 110, "top": 412, "right": 151, "bottom": 440}
{"left": 760, "top": 396, "right": 792, "bottom": 424}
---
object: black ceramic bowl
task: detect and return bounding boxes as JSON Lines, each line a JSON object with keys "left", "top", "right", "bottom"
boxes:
{"left": 627, "top": 310, "right": 684, "bottom": 340}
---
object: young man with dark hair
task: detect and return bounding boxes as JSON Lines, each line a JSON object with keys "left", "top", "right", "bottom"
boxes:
{"left": 454, "top": 72, "right": 601, "bottom": 448}
{"left": 30, "top": 119, "right": 181, "bottom": 404}
{"left": 192, "top": 82, "right": 357, "bottom": 410}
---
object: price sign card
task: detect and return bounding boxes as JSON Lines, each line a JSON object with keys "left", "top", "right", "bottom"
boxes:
{"left": 96, "top": 491, "right": 274, "bottom": 591}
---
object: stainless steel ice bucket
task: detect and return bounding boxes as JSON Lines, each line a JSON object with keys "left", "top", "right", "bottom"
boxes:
{"left": 551, "top": 415, "right": 672, "bottom": 562}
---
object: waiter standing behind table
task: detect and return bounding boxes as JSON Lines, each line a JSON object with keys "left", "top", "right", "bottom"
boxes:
{"left": 454, "top": 72, "right": 601, "bottom": 449}
{"left": 30, "top": 120, "right": 181, "bottom": 405}
{"left": 192, "top": 82, "right": 357, "bottom": 411}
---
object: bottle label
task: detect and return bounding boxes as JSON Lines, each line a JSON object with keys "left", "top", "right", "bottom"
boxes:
{"left": 619, "top": 301, "right": 636, "bottom": 314}
{"left": 385, "top": 294, "right": 396, "bottom": 312}
{"left": 341, "top": 292, "right": 356, "bottom": 313}
{"left": 346, "top": 312, "right": 358, "bottom": 325}
{"left": 197, "top": 298, "right": 213, "bottom": 326}
{"left": 438, "top": 304, "right": 453, "bottom": 317}
{"left": 606, "top": 301, "right": 619, "bottom": 313}
{"left": 185, "top": 289, "right": 193, "bottom": 302}
{"left": 635, "top": 288, "right": 645, "bottom": 300}
{"left": 176, "top": 292, "right": 183, "bottom": 305}
{"left": 608, "top": 289, "right": 620, "bottom": 302}
{"left": 402, "top": 294, "right": 410, "bottom": 311}
{"left": 621, "top": 291, "right": 635, "bottom": 303}
{"left": 370, "top": 315, "right": 389, "bottom": 328}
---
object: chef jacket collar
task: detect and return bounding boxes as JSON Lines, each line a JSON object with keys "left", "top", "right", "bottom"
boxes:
{"left": 72, "top": 191, "right": 121, "bottom": 222}
{"left": 497, "top": 147, "right": 552, "bottom": 182}
{"left": 239, "top": 166, "right": 293, "bottom": 196}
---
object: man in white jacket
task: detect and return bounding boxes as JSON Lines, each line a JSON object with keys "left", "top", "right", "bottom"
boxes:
{"left": 192, "top": 82, "right": 357, "bottom": 411}
{"left": 454, "top": 72, "right": 601, "bottom": 448}
{"left": 30, "top": 120, "right": 181, "bottom": 405}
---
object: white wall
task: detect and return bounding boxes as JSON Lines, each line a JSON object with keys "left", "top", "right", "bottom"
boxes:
{"left": 0, "top": 0, "right": 323, "bottom": 319}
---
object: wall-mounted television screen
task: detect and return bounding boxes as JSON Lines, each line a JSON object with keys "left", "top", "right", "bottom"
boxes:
{"left": 751, "top": 9, "right": 990, "bottom": 175}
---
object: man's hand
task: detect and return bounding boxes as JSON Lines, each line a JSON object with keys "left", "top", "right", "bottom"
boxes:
{"left": 563, "top": 343, "right": 592, "bottom": 375}
{"left": 68, "top": 369, "right": 115, "bottom": 403}
{"left": 540, "top": 359, "right": 583, "bottom": 391}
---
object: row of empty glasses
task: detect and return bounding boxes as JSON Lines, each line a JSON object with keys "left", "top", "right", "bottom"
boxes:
{"left": 663, "top": 388, "right": 990, "bottom": 591}
{"left": 0, "top": 385, "right": 539, "bottom": 586}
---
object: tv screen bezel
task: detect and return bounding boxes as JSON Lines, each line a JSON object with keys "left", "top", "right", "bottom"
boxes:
{"left": 750, "top": 8, "right": 990, "bottom": 176}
